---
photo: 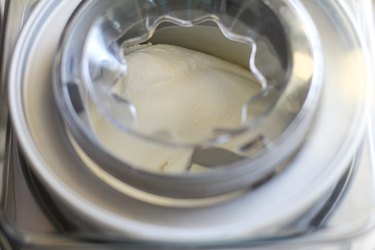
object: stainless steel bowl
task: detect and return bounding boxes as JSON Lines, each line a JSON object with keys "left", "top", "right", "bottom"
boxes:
{"left": 53, "top": 0, "right": 322, "bottom": 202}
{"left": 8, "top": 0, "right": 370, "bottom": 243}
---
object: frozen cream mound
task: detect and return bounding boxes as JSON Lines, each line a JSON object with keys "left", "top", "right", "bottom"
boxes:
{"left": 116, "top": 44, "right": 259, "bottom": 141}
{"left": 94, "top": 44, "right": 260, "bottom": 173}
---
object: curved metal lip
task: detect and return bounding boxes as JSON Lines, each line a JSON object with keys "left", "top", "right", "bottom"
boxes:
{"left": 7, "top": 0, "right": 370, "bottom": 241}
{"left": 52, "top": 0, "right": 324, "bottom": 199}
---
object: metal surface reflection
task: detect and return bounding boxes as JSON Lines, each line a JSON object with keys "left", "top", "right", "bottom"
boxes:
{"left": 0, "top": 0, "right": 374, "bottom": 248}
{"left": 53, "top": 0, "right": 321, "bottom": 201}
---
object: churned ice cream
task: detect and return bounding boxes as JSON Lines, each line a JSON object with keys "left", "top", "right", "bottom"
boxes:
{"left": 93, "top": 44, "right": 260, "bottom": 173}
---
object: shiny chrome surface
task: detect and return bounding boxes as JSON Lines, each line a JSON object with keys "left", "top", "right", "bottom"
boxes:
{"left": 0, "top": 0, "right": 5, "bottom": 168}
{"left": 53, "top": 0, "right": 322, "bottom": 200}
{"left": 6, "top": 0, "right": 373, "bottom": 245}
{"left": 0, "top": 0, "right": 39, "bottom": 168}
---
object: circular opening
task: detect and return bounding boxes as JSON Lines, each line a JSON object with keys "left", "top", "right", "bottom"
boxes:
{"left": 54, "top": 0, "right": 320, "bottom": 201}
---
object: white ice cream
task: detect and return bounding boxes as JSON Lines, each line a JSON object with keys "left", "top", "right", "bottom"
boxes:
{"left": 93, "top": 44, "right": 260, "bottom": 173}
